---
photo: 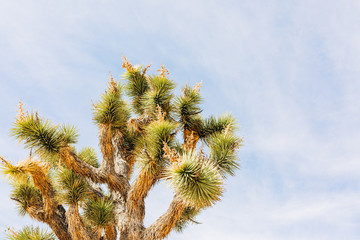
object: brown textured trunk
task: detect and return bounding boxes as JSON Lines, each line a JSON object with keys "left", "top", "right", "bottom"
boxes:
{"left": 47, "top": 205, "right": 72, "bottom": 240}
{"left": 124, "top": 170, "right": 158, "bottom": 239}
{"left": 66, "top": 204, "right": 95, "bottom": 240}
{"left": 27, "top": 204, "right": 72, "bottom": 240}
{"left": 59, "top": 146, "right": 130, "bottom": 198}
{"left": 104, "top": 225, "right": 117, "bottom": 240}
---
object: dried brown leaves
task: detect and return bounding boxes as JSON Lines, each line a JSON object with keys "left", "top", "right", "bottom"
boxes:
{"left": 16, "top": 99, "right": 26, "bottom": 122}
{"left": 108, "top": 72, "right": 118, "bottom": 93}
{"left": 157, "top": 64, "right": 169, "bottom": 78}
{"left": 122, "top": 56, "right": 135, "bottom": 72}
{"left": 156, "top": 105, "right": 166, "bottom": 121}
{"left": 162, "top": 142, "right": 179, "bottom": 164}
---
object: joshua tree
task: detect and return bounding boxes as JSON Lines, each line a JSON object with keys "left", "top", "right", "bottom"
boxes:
{"left": 1, "top": 57, "right": 242, "bottom": 240}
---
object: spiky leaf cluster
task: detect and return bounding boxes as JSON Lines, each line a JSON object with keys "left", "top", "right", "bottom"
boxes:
{"left": 92, "top": 81, "right": 130, "bottom": 129}
{"left": 10, "top": 113, "right": 78, "bottom": 156}
{"left": 138, "top": 120, "right": 179, "bottom": 172}
{"left": 78, "top": 147, "right": 99, "bottom": 168}
{"left": 1, "top": 160, "right": 29, "bottom": 183}
{"left": 55, "top": 167, "right": 90, "bottom": 205}
{"left": 199, "top": 114, "right": 237, "bottom": 141}
{"left": 124, "top": 66, "right": 150, "bottom": 115}
{"left": 84, "top": 198, "right": 115, "bottom": 228}
{"left": 10, "top": 182, "right": 42, "bottom": 216}
{"left": 6, "top": 226, "right": 55, "bottom": 240}
{"left": 167, "top": 152, "right": 224, "bottom": 208}
{"left": 142, "top": 76, "right": 176, "bottom": 116}
{"left": 174, "top": 85, "right": 202, "bottom": 129}
{"left": 209, "top": 132, "right": 242, "bottom": 177}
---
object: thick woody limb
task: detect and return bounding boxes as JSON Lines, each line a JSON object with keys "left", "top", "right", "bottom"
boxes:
{"left": 66, "top": 204, "right": 95, "bottom": 240}
{"left": 11, "top": 196, "right": 71, "bottom": 240}
{"left": 59, "top": 146, "right": 130, "bottom": 198}
{"left": 143, "top": 196, "right": 186, "bottom": 240}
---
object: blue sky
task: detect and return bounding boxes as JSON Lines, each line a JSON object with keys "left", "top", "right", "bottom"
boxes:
{"left": 1, "top": 0, "right": 360, "bottom": 239}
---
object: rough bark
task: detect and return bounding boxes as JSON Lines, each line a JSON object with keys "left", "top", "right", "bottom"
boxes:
{"left": 123, "top": 170, "right": 158, "bottom": 239}
{"left": 104, "top": 225, "right": 117, "bottom": 240}
{"left": 23, "top": 160, "right": 57, "bottom": 218}
{"left": 47, "top": 205, "right": 72, "bottom": 240}
{"left": 26, "top": 203, "right": 72, "bottom": 240}
{"left": 59, "top": 146, "right": 130, "bottom": 198}
{"left": 66, "top": 204, "right": 95, "bottom": 240}
{"left": 143, "top": 196, "right": 186, "bottom": 240}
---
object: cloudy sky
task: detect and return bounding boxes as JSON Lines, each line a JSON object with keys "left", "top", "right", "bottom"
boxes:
{"left": 1, "top": 0, "right": 359, "bottom": 239}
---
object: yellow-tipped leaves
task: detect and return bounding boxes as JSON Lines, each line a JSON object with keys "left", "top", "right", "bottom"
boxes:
{"left": 1, "top": 157, "right": 52, "bottom": 185}
{"left": 11, "top": 113, "right": 78, "bottom": 156}
{"left": 6, "top": 225, "right": 56, "bottom": 240}
{"left": 1, "top": 157, "right": 29, "bottom": 183}
{"left": 209, "top": 132, "right": 242, "bottom": 177}
{"left": 92, "top": 81, "right": 130, "bottom": 128}
{"left": 10, "top": 182, "right": 42, "bottom": 216}
{"left": 167, "top": 152, "right": 223, "bottom": 208}
{"left": 78, "top": 147, "right": 99, "bottom": 168}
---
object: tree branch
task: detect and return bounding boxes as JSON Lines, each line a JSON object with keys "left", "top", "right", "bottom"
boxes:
{"left": 24, "top": 199, "right": 71, "bottom": 240}
{"left": 143, "top": 195, "right": 186, "bottom": 240}
{"left": 66, "top": 204, "right": 95, "bottom": 240}
{"left": 127, "top": 169, "right": 158, "bottom": 222}
{"left": 59, "top": 146, "right": 130, "bottom": 198}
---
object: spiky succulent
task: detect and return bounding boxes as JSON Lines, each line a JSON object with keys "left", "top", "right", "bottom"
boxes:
{"left": 92, "top": 79, "right": 130, "bottom": 129}
{"left": 10, "top": 113, "right": 78, "bottom": 156}
{"left": 142, "top": 75, "right": 176, "bottom": 117}
{"left": 2, "top": 59, "right": 242, "bottom": 240}
{"left": 174, "top": 84, "right": 203, "bottom": 128}
{"left": 6, "top": 226, "right": 55, "bottom": 240}
{"left": 55, "top": 167, "right": 91, "bottom": 205}
{"left": 78, "top": 147, "right": 100, "bottom": 168}
{"left": 84, "top": 197, "right": 115, "bottom": 228}
{"left": 167, "top": 151, "right": 224, "bottom": 208}
{"left": 124, "top": 65, "right": 151, "bottom": 115}
{"left": 10, "top": 182, "right": 43, "bottom": 216}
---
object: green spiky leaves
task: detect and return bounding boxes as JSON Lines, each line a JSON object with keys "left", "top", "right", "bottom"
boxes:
{"left": 142, "top": 75, "right": 176, "bottom": 116}
{"left": 124, "top": 65, "right": 150, "bottom": 115}
{"left": 93, "top": 80, "right": 130, "bottom": 129}
{"left": 199, "top": 113, "right": 237, "bottom": 141}
{"left": 174, "top": 85, "right": 203, "bottom": 129}
{"left": 1, "top": 159, "right": 29, "bottom": 183}
{"left": 167, "top": 152, "right": 223, "bottom": 208}
{"left": 138, "top": 120, "right": 179, "bottom": 173}
{"left": 209, "top": 132, "right": 242, "bottom": 177}
{"left": 55, "top": 168, "right": 90, "bottom": 205}
{"left": 10, "top": 113, "right": 78, "bottom": 156}
{"left": 78, "top": 147, "right": 99, "bottom": 168}
{"left": 6, "top": 225, "right": 55, "bottom": 240}
{"left": 84, "top": 198, "right": 115, "bottom": 228}
{"left": 10, "top": 182, "right": 42, "bottom": 216}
